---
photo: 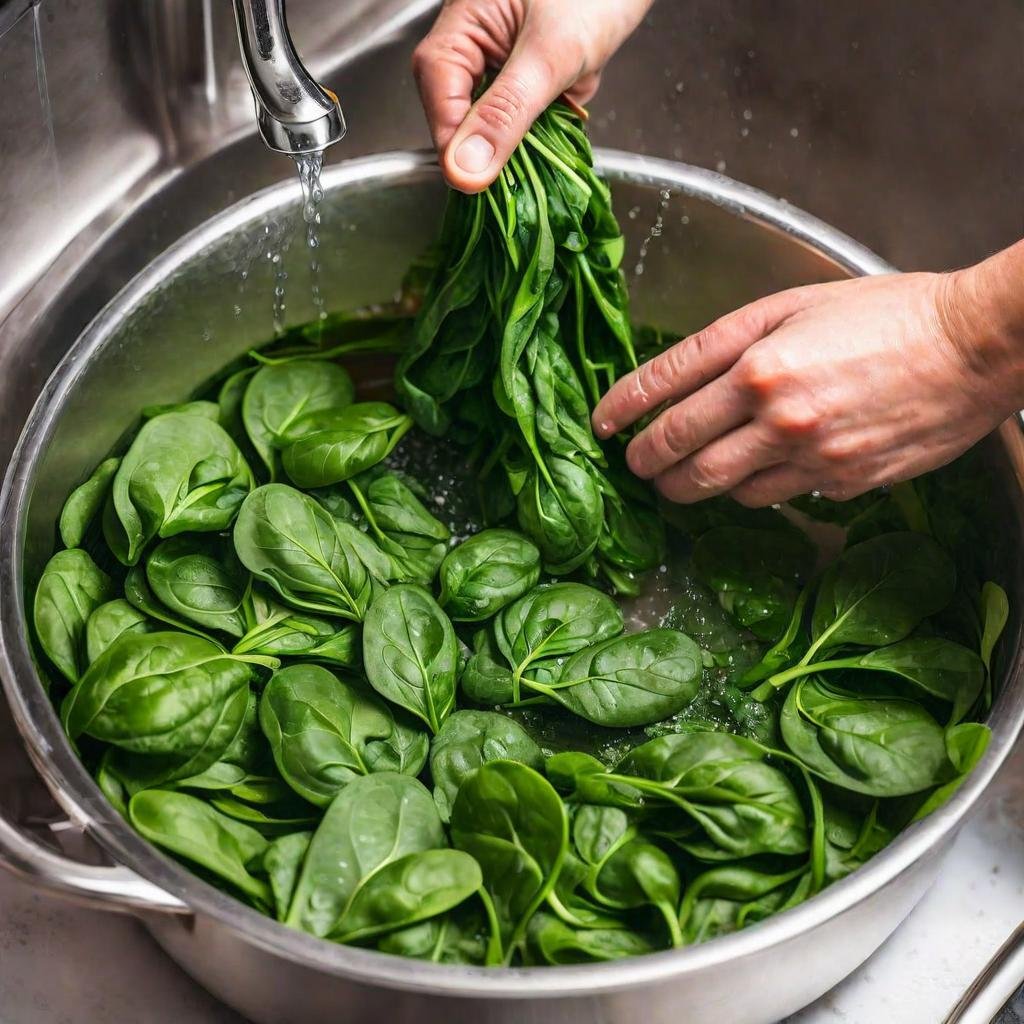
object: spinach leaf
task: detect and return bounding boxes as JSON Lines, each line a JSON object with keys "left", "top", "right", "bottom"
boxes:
{"left": 123, "top": 565, "right": 221, "bottom": 641}
{"left": 780, "top": 676, "right": 952, "bottom": 796}
{"left": 329, "top": 848, "right": 481, "bottom": 944}
{"left": 805, "top": 532, "right": 956, "bottom": 661}
{"left": 980, "top": 581, "right": 1009, "bottom": 673}
{"left": 516, "top": 458, "right": 603, "bottom": 573}
{"left": 458, "top": 628, "right": 519, "bottom": 706}
{"left": 535, "top": 628, "right": 702, "bottom": 727}
{"left": 217, "top": 367, "right": 256, "bottom": 443}
{"left": 429, "top": 710, "right": 544, "bottom": 822}
{"left": 693, "top": 526, "right": 815, "bottom": 641}
{"left": 129, "top": 789, "right": 271, "bottom": 906}
{"left": 233, "top": 484, "right": 375, "bottom": 620}
{"left": 613, "top": 733, "right": 810, "bottom": 860}
{"left": 596, "top": 495, "right": 665, "bottom": 594}
{"left": 450, "top": 760, "right": 568, "bottom": 960}
{"left": 494, "top": 582, "right": 623, "bottom": 698}
{"left": 377, "top": 898, "right": 496, "bottom": 965}
{"left": 912, "top": 721, "right": 992, "bottom": 820}
{"left": 362, "top": 584, "right": 458, "bottom": 733}
{"left": 242, "top": 360, "right": 354, "bottom": 479}
{"left": 141, "top": 400, "right": 221, "bottom": 422}
{"left": 59, "top": 457, "right": 120, "bottom": 549}
{"left": 259, "top": 664, "right": 428, "bottom": 806}
{"left": 286, "top": 772, "right": 445, "bottom": 937}
{"left": 62, "top": 632, "right": 267, "bottom": 769}
{"left": 209, "top": 782, "right": 320, "bottom": 836}
{"left": 146, "top": 535, "right": 249, "bottom": 638}
{"left": 980, "top": 580, "right": 1009, "bottom": 707}
{"left": 232, "top": 588, "right": 358, "bottom": 667}
{"left": 33, "top": 549, "right": 115, "bottom": 684}
{"left": 85, "top": 599, "right": 153, "bottom": 665}
{"left": 262, "top": 831, "right": 312, "bottom": 921}
{"left": 97, "top": 701, "right": 258, "bottom": 794}
{"left": 526, "top": 913, "right": 653, "bottom": 964}
{"left": 588, "top": 838, "right": 683, "bottom": 947}
{"left": 282, "top": 402, "right": 413, "bottom": 489}
{"left": 677, "top": 861, "right": 806, "bottom": 943}
{"left": 761, "top": 637, "right": 985, "bottom": 724}
{"left": 107, "top": 412, "right": 254, "bottom": 565}
{"left": 438, "top": 529, "right": 541, "bottom": 622}
{"left": 347, "top": 470, "right": 450, "bottom": 585}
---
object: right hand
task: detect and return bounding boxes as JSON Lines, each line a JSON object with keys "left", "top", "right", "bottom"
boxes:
{"left": 413, "top": 0, "right": 652, "bottom": 193}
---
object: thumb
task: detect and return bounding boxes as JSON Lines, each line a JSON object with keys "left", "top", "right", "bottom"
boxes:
{"left": 442, "top": 46, "right": 568, "bottom": 193}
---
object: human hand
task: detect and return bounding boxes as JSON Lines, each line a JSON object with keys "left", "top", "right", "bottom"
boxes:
{"left": 593, "top": 259, "right": 1024, "bottom": 507}
{"left": 413, "top": 0, "right": 652, "bottom": 193}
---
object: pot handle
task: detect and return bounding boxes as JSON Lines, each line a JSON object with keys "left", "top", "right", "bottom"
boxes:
{"left": 0, "top": 807, "right": 189, "bottom": 915}
{"left": 942, "top": 920, "right": 1024, "bottom": 1024}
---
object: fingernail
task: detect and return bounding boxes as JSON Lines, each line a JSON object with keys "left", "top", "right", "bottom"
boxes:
{"left": 454, "top": 134, "right": 495, "bottom": 174}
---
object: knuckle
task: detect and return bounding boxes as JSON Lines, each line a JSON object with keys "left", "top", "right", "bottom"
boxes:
{"left": 768, "top": 400, "right": 821, "bottom": 438}
{"left": 685, "top": 454, "right": 731, "bottom": 495}
{"left": 411, "top": 40, "right": 431, "bottom": 77}
{"left": 738, "top": 348, "right": 784, "bottom": 398}
{"left": 818, "top": 435, "right": 860, "bottom": 466}
{"left": 478, "top": 75, "right": 531, "bottom": 131}
{"left": 657, "top": 409, "right": 694, "bottom": 459}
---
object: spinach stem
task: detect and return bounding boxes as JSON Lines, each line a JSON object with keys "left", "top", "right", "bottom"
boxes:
{"left": 755, "top": 657, "right": 860, "bottom": 700}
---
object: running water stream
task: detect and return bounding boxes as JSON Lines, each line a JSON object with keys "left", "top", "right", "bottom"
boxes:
{"left": 294, "top": 151, "right": 328, "bottom": 334}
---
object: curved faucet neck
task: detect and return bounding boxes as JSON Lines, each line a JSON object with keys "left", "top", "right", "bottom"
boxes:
{"left": 232, "top": 0, "right": 346, "bottom": 156}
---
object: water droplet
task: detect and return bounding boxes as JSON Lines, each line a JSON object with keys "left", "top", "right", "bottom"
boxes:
{"left": 790, "top": 127, "right": 800, "bottom": 138}
{"left": 743, "top": 109, "right": 753, "bottom": 121}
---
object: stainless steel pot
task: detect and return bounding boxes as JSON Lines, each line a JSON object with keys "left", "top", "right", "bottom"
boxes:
{"left": 1, "top": 150, "right": 1022, "bottom": 1024}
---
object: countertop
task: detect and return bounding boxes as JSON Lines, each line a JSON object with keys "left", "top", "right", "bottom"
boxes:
{"left": 2, "top": 741, "right": 1024, "bottom": 1023}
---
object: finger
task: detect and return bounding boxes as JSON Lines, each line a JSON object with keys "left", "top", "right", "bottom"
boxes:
{"left": 625, "top": 375, "right": 750, "bottom": 480}
{"left": 729, "top": 465, "right": 822, "bottom": 508}
{"left": 411, "top": 8, "right": 488, "bottom": 152}
{"left": 566, "top": 70, "right": 602, "bottom": 107}
{"left": 441, "top": 33, "right": 577, "bottom": 192}
{"left": 593, "top": 291, "right": 805, "bottom": 439}
{"left": 654, "top": 424, "right": 784, "bottom": 504}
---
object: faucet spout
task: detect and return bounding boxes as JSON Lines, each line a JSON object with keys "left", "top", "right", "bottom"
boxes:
{"left": 232, "top": 0, "right": 346, "bottom": 156}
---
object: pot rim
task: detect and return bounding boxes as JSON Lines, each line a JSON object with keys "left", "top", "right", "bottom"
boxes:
{"left": 2, "top": 148, "right": 1022, "bottom": 999}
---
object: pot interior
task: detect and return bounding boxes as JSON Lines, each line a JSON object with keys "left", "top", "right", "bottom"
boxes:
{"left": 6, "top": 151, "right": 1024, "bottom": 995}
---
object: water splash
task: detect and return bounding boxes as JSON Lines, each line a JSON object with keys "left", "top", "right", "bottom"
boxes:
{"left": 633, "top": 188, "right": 672, "bottom": 279}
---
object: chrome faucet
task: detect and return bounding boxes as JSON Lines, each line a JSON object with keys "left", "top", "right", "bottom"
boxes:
{"left": 232, "top": 0, "right": 346, "bottom": 156}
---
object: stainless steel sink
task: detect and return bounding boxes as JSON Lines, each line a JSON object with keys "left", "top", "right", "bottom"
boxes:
{"left": 1, "top": 2, "right": 1023, "bottom": 1021}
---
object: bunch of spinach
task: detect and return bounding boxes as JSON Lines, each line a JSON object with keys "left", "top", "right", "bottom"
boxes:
{"left": 397, "top": 101, "right": 664, "bottom": 592}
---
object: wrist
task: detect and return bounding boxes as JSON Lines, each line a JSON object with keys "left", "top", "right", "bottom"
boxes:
{"left": 940, "top": 240, "right": 1024, "bottom": 408}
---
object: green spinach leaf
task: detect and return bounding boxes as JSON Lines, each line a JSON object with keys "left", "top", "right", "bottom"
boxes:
{"left": 33, "top": 549, "right": 115, "bottom": 684}
{"left": 59, "top": 457, "right": 120, "bottom": 549}
{"left": 780, "top": 676, "right": 952, "bottom": 797}
{"left": 107, "top": 412, "right": 254, "bottom": 565}
{"left": 259, "top": 664, "right": 428, "bottom": 806}
{"left": 233, "top": 484, "right": 375, "bottom": 620}
{"left": 362, "top": 584, "right": 458, "bottom": 733}
{"left": 429, "top": 709, "right": 544, "bottom": 822}
{"left": 242, "top": 360, "right": 354, "bottom": 479}
{"left": 450, "top": 760, "right": 568, "bottom": 961}
{"left": 439, "top": 529, "right": 541, "bottom": 622}
{"left": 286, "top": 772, "right": 445, "bottom": 937}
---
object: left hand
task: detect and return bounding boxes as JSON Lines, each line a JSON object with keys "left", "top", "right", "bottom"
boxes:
{"left": 592, "top": 269, "right": 1023, "bottom": 507}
